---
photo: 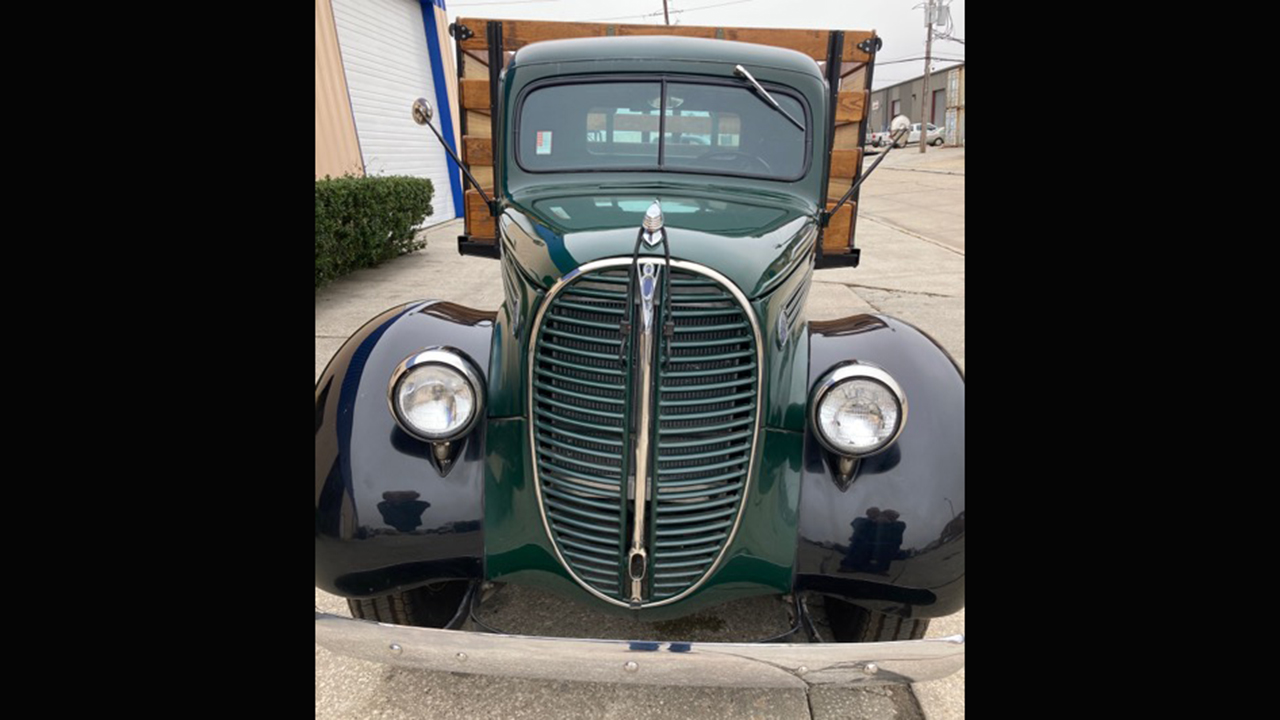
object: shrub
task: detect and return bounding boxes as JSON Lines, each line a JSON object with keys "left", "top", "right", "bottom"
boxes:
{"left": 315, "top": 175, "right": 434, "bottom": 289}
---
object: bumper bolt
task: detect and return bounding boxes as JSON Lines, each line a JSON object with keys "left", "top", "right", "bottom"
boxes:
{"left": 797, "top": 666, "right": 808, "bottom": 675}
{"left": 389, "top": 643, "right": 403, "bottom": 655}
{"left": 624, "top": 661, "right": 639, "bottom": 673}
{"left": 457, "top": 652, "right": 468, "bottom": 662}
{"left": 863, "top": 662, "right": 879, "bottom": 675}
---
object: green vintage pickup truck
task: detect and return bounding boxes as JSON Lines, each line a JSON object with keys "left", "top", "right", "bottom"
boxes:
{"left": 315, "top": 19, "right": 964, "bottom": 689}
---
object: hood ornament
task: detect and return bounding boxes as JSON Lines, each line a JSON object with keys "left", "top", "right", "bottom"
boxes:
{"left": 642, "top": 200, "right": 664, "bottom": 247}
{"left": 620, "top": 198, "right": 674, "bottom": 367}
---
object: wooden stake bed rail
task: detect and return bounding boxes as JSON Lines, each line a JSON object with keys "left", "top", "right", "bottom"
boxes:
{"left": 451, "top": 17, "right": 878, "bottom": 263}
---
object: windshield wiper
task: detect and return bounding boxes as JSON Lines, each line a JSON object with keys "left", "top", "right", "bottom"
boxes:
{"left": 733, "top": 65, "right": 804, "bottom": 132}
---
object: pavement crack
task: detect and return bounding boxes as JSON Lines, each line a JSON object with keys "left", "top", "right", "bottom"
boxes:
{"left": 834, "top": 282, "right": 957, "bottom": 299}
{"left": 859, "top": 214, "right": 964, "bottom": 257}
{"left": 878, "top": 166, "right": 965, "bottom": 177}
{"left": 806, "top": 687, "right": 816, "bottom": 720}
{"left": 855, "top": 292, "right": 883, "bottom": 313}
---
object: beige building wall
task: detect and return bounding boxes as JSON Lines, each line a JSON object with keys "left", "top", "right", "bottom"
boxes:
{"left": 315, "top": 0, "right": 363, "bottom": 179}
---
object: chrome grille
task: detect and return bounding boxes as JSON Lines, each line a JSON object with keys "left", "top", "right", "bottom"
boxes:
{"left": 531, "top": 260, "right": 759, "bottom": 607}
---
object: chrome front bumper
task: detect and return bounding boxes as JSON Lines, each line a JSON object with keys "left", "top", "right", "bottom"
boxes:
{"left": 314, "top": 611, "right": 965, "bottom": 688}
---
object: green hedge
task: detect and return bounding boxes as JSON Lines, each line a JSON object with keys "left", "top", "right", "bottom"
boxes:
{"left": 315, "top": 175, "right": 434, "bottom": 289}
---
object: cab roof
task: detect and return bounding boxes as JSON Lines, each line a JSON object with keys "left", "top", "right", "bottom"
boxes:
{"left": 508, "top": 36, "right": 825, "bottom": 79}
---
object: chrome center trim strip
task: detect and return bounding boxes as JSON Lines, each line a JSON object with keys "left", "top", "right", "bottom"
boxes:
{"left": 528, "top": 257, "right": 764, "bottom": 609}
{"left": 629, "top": 262, "right": 659, "bottom": 603}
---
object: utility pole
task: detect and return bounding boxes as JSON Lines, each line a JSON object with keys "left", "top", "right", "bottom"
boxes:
{"left": 663, "top": 0, "right": 670, "bottom": 25}
{"left": 920, "top": 0, "right": 933, "bottom": 153}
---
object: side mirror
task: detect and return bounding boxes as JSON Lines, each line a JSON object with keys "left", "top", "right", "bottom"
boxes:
{"left": 818, "top": 116, "right": 911, "bottom": 268}
{"left": 409, "top": 96, "right": 499, "bottom": 260}
{"left": 412, "top": 98, "right": 434, "bottom": 126}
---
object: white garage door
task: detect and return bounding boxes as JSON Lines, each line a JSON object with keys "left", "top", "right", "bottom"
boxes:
{"left": 331, "top": 0, "right": 455, "bottom": 224}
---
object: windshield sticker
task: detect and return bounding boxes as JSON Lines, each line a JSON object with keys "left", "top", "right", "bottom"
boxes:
{"left": 549, "top": 206, "right": 570, "bottom": 220}
{"left": 536, "top": 131, "right": 552, "bottom": 155}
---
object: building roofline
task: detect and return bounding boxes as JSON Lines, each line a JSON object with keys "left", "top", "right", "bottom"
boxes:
{"left": 871, "top": 62, "right": 963, "bottom": 94}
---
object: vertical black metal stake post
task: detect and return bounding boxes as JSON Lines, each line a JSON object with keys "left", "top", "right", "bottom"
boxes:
{"left": 816, "top": 30, "right": 844, "bottom": 264}
{"left": 847, "top": 35, "right": 881, "bottom": 266}
{"left": 450, "top": 22, "right": 472, "bottom": 252}
{"left": 486, "top": 21, "right": 504, "bottom": 219}
{"left": 451, "top": 23, "right": 469, "bottom": 139}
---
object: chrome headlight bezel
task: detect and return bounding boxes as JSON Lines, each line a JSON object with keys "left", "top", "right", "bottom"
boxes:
{"left": 810, "top": 362, "right": 908, "bottom": 458}
{"left": 387, "top": 348, "right": 485, "bottom": 442}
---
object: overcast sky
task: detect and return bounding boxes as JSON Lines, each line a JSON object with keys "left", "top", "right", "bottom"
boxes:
{"left": 442, "top": 0, "right": 964, "bottom": 90}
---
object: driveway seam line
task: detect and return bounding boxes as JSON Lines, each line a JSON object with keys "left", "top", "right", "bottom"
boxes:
{"left": 826, "top": 282, "right": 958, "bottom": 299}
{"left": 859, "top": 214, "right": 965, "bottom": 257}
{"left": 878, "top": 166, "right": 965, "bottom": 177}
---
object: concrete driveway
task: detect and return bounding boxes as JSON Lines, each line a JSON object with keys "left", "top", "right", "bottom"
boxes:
{"left": 315, "top": 148, "right": 964, "bottom": 719}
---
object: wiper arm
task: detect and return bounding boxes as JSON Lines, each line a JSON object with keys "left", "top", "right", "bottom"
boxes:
{"left": 733, "top": 65, "right": 805, "bottom": 132}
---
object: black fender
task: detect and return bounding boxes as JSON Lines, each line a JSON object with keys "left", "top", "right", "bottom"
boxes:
{"left": 796, "top": 314, "right": 964, "bottom": 618}
{"left": 315, "top": 300, "right": 496, "bottom": 598}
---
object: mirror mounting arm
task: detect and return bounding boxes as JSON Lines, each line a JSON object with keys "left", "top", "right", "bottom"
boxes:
{"left": 412, "top": 98, "right": 497, "bottom": 215}
{"left": 824, "top": 127, "right": 908, "bottom": 223}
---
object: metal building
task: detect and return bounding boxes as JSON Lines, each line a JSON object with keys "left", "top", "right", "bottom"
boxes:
{"left": 314, "top": 0, "right": 462, "bottom": 223}
{"left": 868, "top": 63, "right": 964, "bottom": 146}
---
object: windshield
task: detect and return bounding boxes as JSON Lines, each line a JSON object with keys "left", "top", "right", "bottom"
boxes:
{"left": 517, "top": 79, "right": 808, "bottom": 181}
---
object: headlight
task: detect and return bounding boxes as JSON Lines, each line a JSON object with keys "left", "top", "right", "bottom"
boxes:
{"left": 811, "top": 363, "right": 907, "bottom": 457}
{"left": 388, "top": 349, "right": 484, "bottom": 441}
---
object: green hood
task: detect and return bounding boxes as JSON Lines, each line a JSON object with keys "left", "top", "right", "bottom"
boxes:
{"left": 501, "top": 184, "right": 818, "bottom": 299}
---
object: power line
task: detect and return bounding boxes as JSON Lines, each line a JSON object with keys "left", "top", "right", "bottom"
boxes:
{"left": 450, "top": 0, "right": 561, "bottom": 7}
{"left": 877, "top": 56, "right": 964, "bottom": 66}
{"left": 586, "top": 0, "right": 758, "bottom": 23}
{"left": 668, "top": 0, "right": 759, "bottom": 14}
{"left": 584, "top": 8, "right": 666, "bottom": 21}
{"left": 878, "top": 50, "right": 963, "bottom": 64}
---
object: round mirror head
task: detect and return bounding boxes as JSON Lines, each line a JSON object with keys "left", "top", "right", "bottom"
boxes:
{"left": 412, "top": 98, "right": 434, "bottom": 125}
{"left": 890, "top": 115, "right": 911, "bottom": 133}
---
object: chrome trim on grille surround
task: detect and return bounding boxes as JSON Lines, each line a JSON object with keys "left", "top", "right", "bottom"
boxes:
{"left": 528, "top": 257, "right": 763, "bottom": 609}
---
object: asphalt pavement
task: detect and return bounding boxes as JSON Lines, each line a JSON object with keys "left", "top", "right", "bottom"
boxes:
{"left": 315, "top": 147, "right": 965, "bottom": 719}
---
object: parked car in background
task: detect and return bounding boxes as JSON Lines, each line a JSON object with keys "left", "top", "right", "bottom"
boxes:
{"left": 867, "top": 129, "right": 891, "bottom": 147}
{"left": 905, "top": 123, "right": 943, "bottom": 146}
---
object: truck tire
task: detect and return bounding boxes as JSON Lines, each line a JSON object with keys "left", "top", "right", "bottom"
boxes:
{"left": 347, "top": 581, "right": 471, "bottom": 628}
{"left": 824, "top": 596, "right": 929, "bottom": 641}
